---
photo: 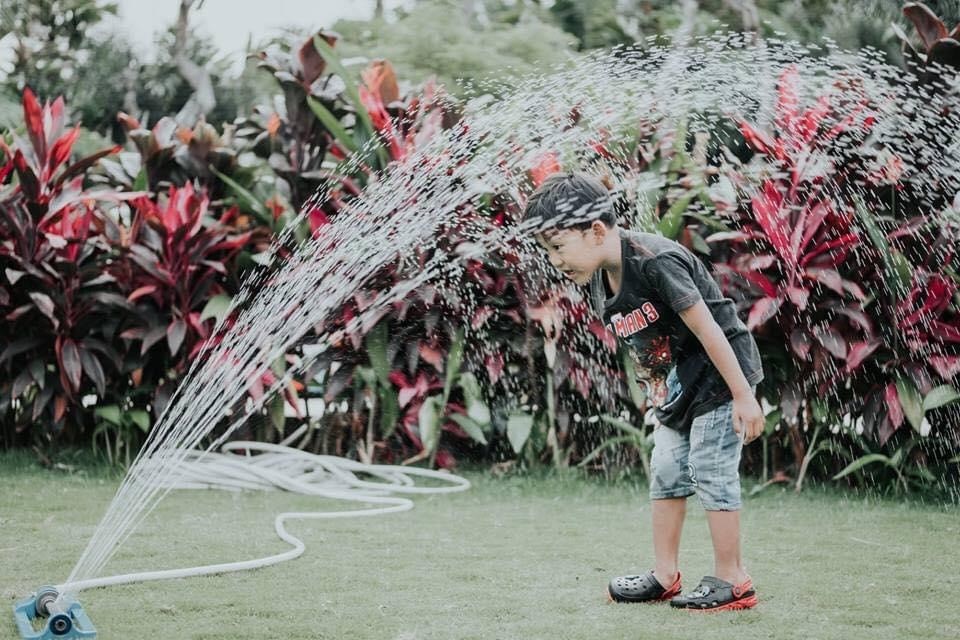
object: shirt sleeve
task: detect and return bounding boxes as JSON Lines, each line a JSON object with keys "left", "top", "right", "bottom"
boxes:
{"left": 644, "top": 251, "right": 703, "bottom": 313}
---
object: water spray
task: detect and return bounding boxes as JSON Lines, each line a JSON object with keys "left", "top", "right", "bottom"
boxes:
{"left": 12, "top": 27, "right": 960, "bottom": 637}
{"left": 12, "top": 432, "right": 470, "bottom": 639}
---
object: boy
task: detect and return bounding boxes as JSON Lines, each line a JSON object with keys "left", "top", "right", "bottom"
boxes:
{"left": 524, "top": 172, "right": 765, "bottom": 611}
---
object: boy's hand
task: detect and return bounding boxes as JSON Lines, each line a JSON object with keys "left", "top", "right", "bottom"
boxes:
{"left": 732, "top": 393, "right": 765, "bottom": 443}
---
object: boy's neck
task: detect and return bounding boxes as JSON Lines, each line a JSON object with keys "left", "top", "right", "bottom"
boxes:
{"left": 600, "top": 226, "right": 623, "bottom": 295}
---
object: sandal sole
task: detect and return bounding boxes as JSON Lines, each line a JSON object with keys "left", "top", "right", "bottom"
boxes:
{"left": 685, "top": 594, "right": 758, "bottom": 612}
{"left": 606, "top": 582, "right": 682, "bottom": 604}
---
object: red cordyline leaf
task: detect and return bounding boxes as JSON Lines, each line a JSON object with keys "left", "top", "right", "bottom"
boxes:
{"left": 359, "top": 84, "right": 405, "bottom": 159}
{"left": 747, "top": 296, "right": 782, "bottom": 330}
{"left": 775, "top": 66, "right": 799, "bottom": 141}
{"left": 899, "top": 275, "right": 955, "bottom": 327}
{"left": 45, "top": 126, "right": 80, "bottom": 182}
{"left": 0, "top": 157, "right": 14, "bottom": 184}
{"left": 795, "top": 199, "right": 831, "bottom": 259}
{"left": 419, "top": 341, "right": 444, "bottom": 372}
{"left": 22, "top": 88, "right": 46, "bottom": 162}
{"left": 799, "top": 233, "right": 858, "bottom": 267}
{"left": 751, "top": 180, "right": 794, "bottom": 270}
{"left": 127, "top": 285, "right": 158, "bottom": 302}
{"left": 485, "top": 352, "right": 504, "bottom": 384}
{"left": 12, "top": 150, "right": 41, "bottom": 201}
{"left": 738, "top": 120, "right": 776, "bottom": 155}
{"left": 530, "top": 151, "right": 561, "bottom": 187}
{"left": 930, "top": 354, "right": 960, "bottom": 379}
{"left": 308, "top": 208, "right": 330, "bottom": 236}
{"left": 588, "top": 319, "right": 617, "bottom": 351}
{"left": 845, "top": 339, "right": 882, "bottom": 372}
{"left": 57, "top": 336, "right": 82, "bottom": 393}
{"left": 362, "top": 59, "right": 400, "bottom": 107}
{"left": 791, "top": 95, "right": 831, "bottom": 150}
{"left": 885, "top": 382, "right": 904, "bottom": 430}
{"left": 930, "top": 320, "right": 960, "bottom": 342}
{"left": 569, "top": 366, "right": 591, "bottom": 398}
{"left": 434, "top": 449, "right": 456, "bottom": 470}
{"left": 904, "top": 2, "right": 949, "bottom": 51}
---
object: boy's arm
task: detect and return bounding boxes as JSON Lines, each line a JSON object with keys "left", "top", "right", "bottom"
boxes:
{"left": 678, "top": 300, "right": 764, "bottom": 441}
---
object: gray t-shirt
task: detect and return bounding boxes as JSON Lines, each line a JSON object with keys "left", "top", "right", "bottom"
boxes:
{"left": 589, "top": 230, "right": 763, "bottom": 431}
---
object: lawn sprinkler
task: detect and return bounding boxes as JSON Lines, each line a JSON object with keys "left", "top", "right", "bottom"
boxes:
{"left": 13, "top": 586, "right": 96, "bottom": 639}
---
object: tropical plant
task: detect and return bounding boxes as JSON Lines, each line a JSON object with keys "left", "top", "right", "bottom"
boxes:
{"left": 0, "top": 89, "right": 260, "bottom": 452}
{"left": 893, "top": 1, "right": 960, "bottom": 82}
{"left": 710, "top": 60, "right": 960, "bottom": 490}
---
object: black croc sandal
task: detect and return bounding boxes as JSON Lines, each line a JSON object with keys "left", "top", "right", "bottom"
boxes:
{"left": 670, "top": 576, "right": 757, "bottom": 611}
{"left": 607, "top": 571, "right": 682, "bottom": 603}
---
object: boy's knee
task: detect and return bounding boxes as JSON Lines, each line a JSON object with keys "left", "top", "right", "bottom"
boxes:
{"left": 693, "top": 471, "right": 742, "bottom": 510}
{"left": 649, "top": 443, "right": 694, "bottom": 500}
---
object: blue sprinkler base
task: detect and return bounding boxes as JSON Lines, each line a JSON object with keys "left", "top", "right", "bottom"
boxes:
{"left": 13, "top": 586, "right": 96, "bottom": 639}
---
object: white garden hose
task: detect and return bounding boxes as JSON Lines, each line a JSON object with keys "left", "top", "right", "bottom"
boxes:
{"left": 55, "top": 426, "right": 470, "bottom": 595}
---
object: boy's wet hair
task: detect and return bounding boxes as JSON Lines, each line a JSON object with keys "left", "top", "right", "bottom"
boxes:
{"left": 522, "top": 172, "right": 616, "bottom": 232}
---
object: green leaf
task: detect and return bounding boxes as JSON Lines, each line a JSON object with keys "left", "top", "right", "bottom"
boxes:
{"left": 811, "top": 399, "right": 830, "bottom": 424}
{"left": 311, "top": 36, "right": 374, "bottom": 136}
{"left": 764, "top": 408, "right": 782, "bottom": 435}
{"left": 450, "top": 413, "right": 487, "bottom": 445}
{"left": 306, "top": 96, "right": 358, "bottom": 153}
{"left": 578, "top": 435, "right": 636, "bottom": 468}
{"left": 620, "top": 350, "right": 646, "bottom": 409}
{"left": 133, "top": 166, "right": 148, "bottom": 192}
{"left": 659, "top": 191, "right": 695, "bottom": 240}
{"left": 599, "top": 414, "right": 646, "bottom": 440}
{"left": 853, "top": 198, "right": 912, "bottom": 302}
{"left": 689, "top": 230, "right": 710, "bottom": 255}
{"left": 211, "top": 167, "right": 272, "bottom": 226}
{"left": 832, "top": 453, "right": 892, "bottom": 480}
{"left": 199, "top": 293, "right": 233, "bottom": 325}
{"left": 460, "top": 373, "right": 490, "bottom": 426}
{"left": 94, "top": 404, "right": 121, "bottom": 426}
{"left": 418, "top": 395, "right": 444, "bottom": 454}
{"left": 895, "top": 377, "right": 923, "bottom": 431}
{"left": 507, "top": 413, "right": 534, "bottom": 454}
{"left": 269, "top": 395, "right": 286, "bottom": 434}
{"left": 923, "top": 385, "right": 960, "bottom": 412}
{"left": 128, "top": 410, "right": 150, "bottom": 433}
{"left": 311, "top": 35, "right": 389, "bottom": 169}
{"left": 364, "top": 323, "right": 390, "bottom": 387}
{"left": 443, "top": 328, "right": 465, "bottom": 404}
{"left": 379, "top": 387, "right": 399, "bottom": 438}
{"left": 357, "top": 366, "right": 377, "bottom": 387}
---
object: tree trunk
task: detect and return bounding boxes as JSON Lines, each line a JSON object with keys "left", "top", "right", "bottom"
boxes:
{"left": 173, "top": 0, "right": 216, "bottom": 126}
{"left": 723, "top": 0, "right": 760, "bottom": 32}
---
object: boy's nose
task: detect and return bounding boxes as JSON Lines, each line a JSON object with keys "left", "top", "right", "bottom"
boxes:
{"left": 549, "top": 253, "right": 563, "bottom": 268}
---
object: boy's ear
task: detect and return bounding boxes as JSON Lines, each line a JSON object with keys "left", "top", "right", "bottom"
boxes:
{"left": 589, "top": 220, "right": 608, "bottom": 243}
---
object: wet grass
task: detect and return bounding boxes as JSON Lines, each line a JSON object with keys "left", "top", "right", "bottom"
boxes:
{"left": 2, "top": 451, "right": 958, "bottom": 640}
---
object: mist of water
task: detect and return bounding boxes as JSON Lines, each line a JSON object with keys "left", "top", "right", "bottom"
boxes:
{"left": 65, "top": 31, "right": 960, "bottom": 587}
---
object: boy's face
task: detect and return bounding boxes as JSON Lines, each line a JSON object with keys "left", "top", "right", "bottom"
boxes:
{"left": 535, "top": 224, "right": 605, "bottom": 286}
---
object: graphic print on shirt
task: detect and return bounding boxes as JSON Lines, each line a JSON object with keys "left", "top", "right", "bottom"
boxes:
{"left": 607, "top": 303, "right": 674, "bottom": 407}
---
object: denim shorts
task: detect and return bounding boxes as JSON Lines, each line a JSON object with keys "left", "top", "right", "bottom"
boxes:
{"left": 648, "top": 367, "right": 749, "bottom": 511}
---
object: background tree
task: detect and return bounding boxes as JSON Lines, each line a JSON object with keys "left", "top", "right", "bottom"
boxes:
{"left": 332, "top": 0, "right": 577, "bottom": 97}
{"left": 0, "top": 0, "right": 126, "bottom": 134}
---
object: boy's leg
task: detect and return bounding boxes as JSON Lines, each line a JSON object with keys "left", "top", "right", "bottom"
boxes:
{"left": 705, "top": 509, "right": 748, "bottom": 585}
{"left": 673, "top": 399, "right": 756, "bottom": 610}
{"left": 608, "top": 408, "right": 692, "bottom": 603}
{"left": 652, "top": 497, "right": 686, "bottom": 587}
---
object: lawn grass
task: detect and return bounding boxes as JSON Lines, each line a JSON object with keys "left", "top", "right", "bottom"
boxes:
{"left": 2, "top": 450, "right": 958, "bottom": 640}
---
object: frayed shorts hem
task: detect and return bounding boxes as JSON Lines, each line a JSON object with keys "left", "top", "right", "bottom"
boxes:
{"left": 649, "top": 490, "right": 696, "bottom": 501}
